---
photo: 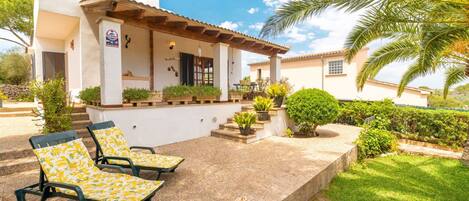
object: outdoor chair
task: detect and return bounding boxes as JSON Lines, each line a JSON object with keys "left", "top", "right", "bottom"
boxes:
{"left": 14, "top": 130, "right": 164, "bottom": 201}
{"left": 87, "top": 121, "right": 184, "bottom": 179}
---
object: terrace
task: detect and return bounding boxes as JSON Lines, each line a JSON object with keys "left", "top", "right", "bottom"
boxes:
{"left": 0, "top": 124, "right": 360, "bottom": 201}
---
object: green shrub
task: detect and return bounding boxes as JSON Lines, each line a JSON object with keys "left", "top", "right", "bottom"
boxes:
{"left": 0, "top": 51, "right": 31, "bottom": 85}
{"left": 30, "top": 79, "right": 72, "bottom": 133}
{"left": 285, "top": 128, "right": 294, "bottom": 138}
{"left": 123, "top": 88, "right": 150, "bottom": 102}
{"left": 15, "top": 92, "right": 34, "bottom": 102}
{"left": 253, "top": 96, "right": 273, "bottom": 112}
{"left": 355, "top": 128, "right": 398, "bottom": 160}
{"left": 233, "top": 112, "right": 256, "bottom": 129}
{"left": 78, "top": 86, "right": 100, "bottom": 104}
{"left": 229, "top": 89, "right": 245, "bottom": 95}
{"left": 336, "top": 100, "right": 469, "bottom": 148}
{"left": 266, "top": 83, "right": 287, "bottom": 98}
{"left": 286, "top": 89, "right": 339, "bottom": 136}
{"left": 192, "top": 86, "right": 221, "bottom": 98}
{"left": 163, "top": 85, "right": 193, "bottom": 99}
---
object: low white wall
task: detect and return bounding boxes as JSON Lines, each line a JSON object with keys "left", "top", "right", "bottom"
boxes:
{"left": 87, "top": 103, "right": 242, "bottom": 147}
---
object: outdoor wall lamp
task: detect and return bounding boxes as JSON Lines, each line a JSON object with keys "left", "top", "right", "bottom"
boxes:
{"left": 169, "top": 41, "right": 176, "bottom": 49}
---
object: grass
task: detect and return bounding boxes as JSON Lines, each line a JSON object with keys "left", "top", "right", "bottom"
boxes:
{"left": 326, "top": 154, "right": 469, "bottom": 201}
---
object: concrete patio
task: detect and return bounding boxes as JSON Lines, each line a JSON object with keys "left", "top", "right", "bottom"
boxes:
{"left": 0, "top": 124, "right": 360, "bottom": 201}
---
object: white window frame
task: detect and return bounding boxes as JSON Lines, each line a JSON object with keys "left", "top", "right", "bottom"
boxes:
{"left": 328, "top": 60, "right": 344, "bottom": 75}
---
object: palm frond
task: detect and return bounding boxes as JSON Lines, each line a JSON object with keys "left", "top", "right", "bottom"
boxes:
{"left": 356, "top": 39, "right": 419, "bottom": 90}
{"left": 259, "top": 0, "right": 381, "bottom": 38}
{"left": 397, "top": 62, "right": 430, "bottom": 96}
{"left": 443, "top": 66, "right": 467, "bottom": 98}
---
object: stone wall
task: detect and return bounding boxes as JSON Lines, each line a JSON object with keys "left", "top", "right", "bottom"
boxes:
{"left": 0, "top": 84, "right": 31, "bottom": 100}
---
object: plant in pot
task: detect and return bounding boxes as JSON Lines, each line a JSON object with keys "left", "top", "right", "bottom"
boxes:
{"left": 233, "top": 112, "right": 257, "bottom": 135}
{"left": 78, "top": 86, "right": 101, "bottom": 105}
{"left": 0, "top": 91, "right": 7, "bottom": 108}
{"left": 122, "top": 88, "right": 150, "bottom": 103}
{"left": 163, "top": 85, "right": 194, "bottom": 103}
{"left": 228, "top": 89, "right": 244, "bottom": 102}
{"left": 193, "top": 85, "right": 221, "bottom": 103}
{"left": 266, "top": 83, "right": 287, "bottom": 108}
{"left": 253, "top": 96, "right": 273, "bottom": 121}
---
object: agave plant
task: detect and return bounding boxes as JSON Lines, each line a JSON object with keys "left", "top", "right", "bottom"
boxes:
{"left": 260, "top": 0, "right": 469, "bottom": 98}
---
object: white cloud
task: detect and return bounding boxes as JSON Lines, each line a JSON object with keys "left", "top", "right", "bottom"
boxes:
{"left": 247, "top": 7, "right": 259, "bottom": 14}
{"left": 263, "top": 0, "right": 291, "bottom": 8}
{"left": 248, "top": 22, "right": 265, "bottom": 31}
{"left": 219, "top": 21, "right": 242, "bottom": 30}
{"left": 281, "top": 26, "right": 314, "bottom": 43}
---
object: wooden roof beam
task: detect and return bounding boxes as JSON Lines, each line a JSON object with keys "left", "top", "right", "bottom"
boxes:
{"left": 82, "top": 0, "right": 117, "bottom": 13}
{"left": 203, "top": 30, "right": 221, "bottom": 37}
{"left": 252, "top": 43, "right": 265, "bottom": 49}
{"left": 186, "top": 26, "right": 206, "bottom": 34}
{"left": 218, "top": 33, "right": 234, "bottom": 41}
{"left": 143, "top": 16, "right": 168, "bottom": 24}
{"left": 166, "top": 21, "right": 188, "bottom": 30}
{"left": 231, "top": 37, "right": 246, "bottom": 44}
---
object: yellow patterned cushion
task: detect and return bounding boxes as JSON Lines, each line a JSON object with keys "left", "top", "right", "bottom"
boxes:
{"left": 33, "top": 139, "right": 163, "bottom": 200}
{"left": 94, "top": 127, "right": 184, "bottom": 169}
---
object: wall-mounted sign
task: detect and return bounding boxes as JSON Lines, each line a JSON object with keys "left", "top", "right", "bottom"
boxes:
{"left": 105, "top": 29, "right": 119, "bottom": 48}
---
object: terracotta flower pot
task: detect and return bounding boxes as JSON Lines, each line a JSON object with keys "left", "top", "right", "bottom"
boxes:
{"left": 257, "top": 111, "right": 270, "bottom": 121}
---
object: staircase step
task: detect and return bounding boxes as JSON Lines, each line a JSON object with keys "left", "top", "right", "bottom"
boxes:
{"left": 226, "top": 118, "right": 269, "bottom": 126}
{"left": 72, "top": 120, "right": 92, "bottom": 130}
{"left": 211, "top": 129, "right": 257, "bottom": 144}
{"left": 0, "top": 111, "right": 34, "bottom": 117}
{"left": 72, "top": 107, "right": 87, "bottom": 113}
{"left": 0, "top": 156, "right": 39, "bottom": 176}
{"left": 71, "top": 112, "right": 90, "bottom": 121}
{"left": 77, "top": 128, "right": 91, "bottom": 138}
{"left": 220, "top": 123, "right": 264, "bottom": 131}
{"left": 0, "top": 107, "right": 34, "bottom": 113}
{"left": 0, "top": 149, "right": 34, "bottom": 161}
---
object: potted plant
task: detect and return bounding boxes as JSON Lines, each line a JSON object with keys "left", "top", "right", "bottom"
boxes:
{"left": 233, "top": 112, "right": 257, "bottom": 135}
{"left": 163, "top": 85, "right": 193, "bottom": 104}
{"left": 228, "top": 89, "right": 244, "bottom": 102}
{"left": 78, "top": 86, "right": 101, "bottom": 106}
{"left": 0, "top": 91, "right": 7, "bottom": 108}
{"left": 123, "top": 88, "right": 150, "bottom": 103}
{"left": 253, "top": 96, "right": 273, "bottom": 121}
{"left": 193, "top": 86, "right": 221, "bottom": 103}
{"left": 266, "top": 83, "right": 287, "bottom": 108}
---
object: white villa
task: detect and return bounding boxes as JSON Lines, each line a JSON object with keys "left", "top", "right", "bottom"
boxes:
{"left": 249, "top": 49, "right": 431, "bottom": 107}
{"left": 33, "top": 0, "right": 289, "bottom": 146}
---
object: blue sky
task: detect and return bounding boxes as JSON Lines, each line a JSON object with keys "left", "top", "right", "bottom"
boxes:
{"left": 0, "top": 0, "right": 459, "bottom": 89}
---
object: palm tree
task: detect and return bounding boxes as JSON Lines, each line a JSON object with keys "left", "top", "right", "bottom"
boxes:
{"left": 260, "top": 0, "right": 469, "bottom": 97}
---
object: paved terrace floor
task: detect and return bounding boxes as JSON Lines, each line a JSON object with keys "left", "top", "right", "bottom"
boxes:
{"left": 0, "top": 124, "right": 361, "bottom": 201}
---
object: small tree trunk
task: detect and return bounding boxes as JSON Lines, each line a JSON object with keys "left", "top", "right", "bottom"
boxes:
{"left": 312, "top": 124, "right": 319, "bottom": 137}
{"left": 462, "top": 140, "right": 469, "bottom": 167}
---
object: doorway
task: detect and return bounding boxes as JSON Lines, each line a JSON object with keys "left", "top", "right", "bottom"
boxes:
{"left": 42, "top": 52, "right": 65, "bottom": 81}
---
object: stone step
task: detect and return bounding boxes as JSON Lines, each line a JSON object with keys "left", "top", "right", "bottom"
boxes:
{"left": 220, "top": 122, "right": 264, "bottom": 132}
{"left": 0, "top": 156, "right": 39, "bottom": 176}
{"left": 72, "top": 120, "right": 92, "bottom": 130}
{"left": 211, "top": 129, "right": 257, "bottom": 144}
{"left": 0, "top": 107, "right": 34, "bottom": 113}
{"left": 71, "top": 112, "right": 90, "bottom": 121}
{"left": 72, "top": 107, "right": 86, "bottom": 113}
{"left": 0, "top": 136, "right": 95, "bottom": 161}
{"left": 0, "top": 111, "right": 34, "bottom": 117}
{"left": 77, "top": 128, "right": 91, "bottom": 138}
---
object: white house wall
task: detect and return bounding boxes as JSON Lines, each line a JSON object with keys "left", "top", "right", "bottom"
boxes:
{"left": 87, "top": 103, "right": 242, "bottom": 147}
{"left": 121, "top": 24, "right": 151, "bottom": 89}
{"left": 64, "top": 25, "right": 82, "bottom": 100}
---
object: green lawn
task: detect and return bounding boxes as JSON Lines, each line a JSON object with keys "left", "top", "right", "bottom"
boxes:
{"left": 326, "top": 154, "right": 469, "bottom": 201}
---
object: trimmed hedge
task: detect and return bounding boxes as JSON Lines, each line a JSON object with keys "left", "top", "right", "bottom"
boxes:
{"left": 355, "top": 128, "right": 398, "bottom": 160}
{"left": 337, "top": 100, "right": 469, "bottom": 148}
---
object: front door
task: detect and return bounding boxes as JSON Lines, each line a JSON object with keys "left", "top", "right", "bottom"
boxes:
{"left": 42, "top": 52, "right": 65, "bottom": 81}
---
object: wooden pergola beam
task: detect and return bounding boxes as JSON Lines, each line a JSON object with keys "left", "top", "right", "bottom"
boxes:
{"left": 186, "top": 26, "right": 206, "bottom": 33}
{"left": 165, "top": 21, "right": 188, "bottom": 30}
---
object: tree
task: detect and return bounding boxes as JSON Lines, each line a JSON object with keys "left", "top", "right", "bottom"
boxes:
{"left": 0, "top": 0, "right": 34, "bottom": 51}
{"left": 0, "top": 49, "right": 31, "bottom": 85}
{"left": 260, "top": 0, "right": 469, "bottom": 97}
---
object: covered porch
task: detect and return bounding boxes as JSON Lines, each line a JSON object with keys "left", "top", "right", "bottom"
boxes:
{"left": 81, "top": 0, "right": 288, "bottom": 107}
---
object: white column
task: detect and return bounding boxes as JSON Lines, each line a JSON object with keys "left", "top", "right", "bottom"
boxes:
{"left": 270, "top": 54, "right": 281, "bottom": 83}
{"left": 97, "top": 17, "right": 124, "bottom": 106}
{"left": 228, "top": 48, "right": 242, "bottom": 88}
{"left": 213, "top": 43, "right": 229, "bottom": 101}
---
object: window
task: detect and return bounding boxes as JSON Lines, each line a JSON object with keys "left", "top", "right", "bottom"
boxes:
{"left": 328, "top": 60, "right": 344, "bottom": 75}
{"left": 194, "top": 56, "right": 214, "bottom": 86}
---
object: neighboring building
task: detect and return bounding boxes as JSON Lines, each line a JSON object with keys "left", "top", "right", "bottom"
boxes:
{"left": 33, "top": 0, "right": 289, "bottom": 146}
{"left": 249, "top": 49, "right": 431, "bottom": 107}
